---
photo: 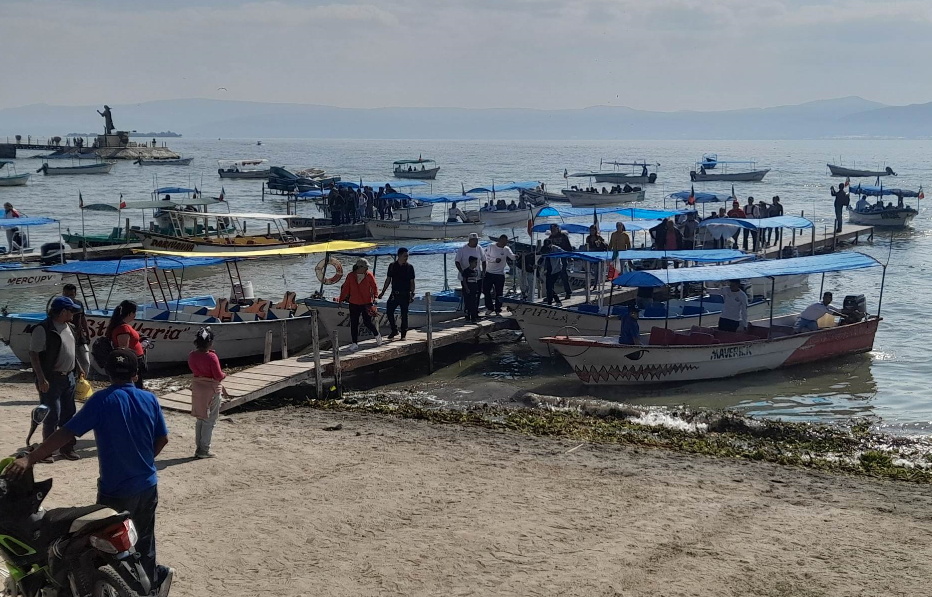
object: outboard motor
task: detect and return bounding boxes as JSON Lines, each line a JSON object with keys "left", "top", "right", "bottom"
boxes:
{"left": 885, "top": 166, "right": 897, "bottom": 176}
{"left": 781, "top": 246, "right": 799, "bottom": 259}
{"left": 648, "top": 173, "right": 657, "bottom": 184}
{"left": 841, "top": 294, "right": 867, "bottom": 324}
{"left": 39, "top": 242, "right": 66, "bottom": 265}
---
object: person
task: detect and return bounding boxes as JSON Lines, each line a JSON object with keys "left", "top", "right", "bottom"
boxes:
{"left": 855, "top": 194, "right": 869, "bottom": 212}
{"left": 517, "top": 249, "right": 537, "bottom": 299}
{"left": 756, "top": 200, "right": 771, "bottom": 247}
{"left": 654, "top": 219, "right": 682, "bottom": 251}
{"left": 328, "top": 187, "right": 342, "bottom": 226}
{"left": 188, "top": 327, "right": 227, "bottom": 458}
{"left": 743, "top": 197, "right": 758, "bottom": 250}
{"left": 3, "top": 201, "right": 22, "bottom": 252}
{"left": 769, "top": 195, "right": 784, "bottom": 245}
{"left": 548, "top": 224, "right": 573, "bottom": 300}
{"left": 455, "top": 233, "right": 487, "bottom": 294}
{"left": 379, "top": 247, "right": 416, "bottom": 340}
{"left": 106, "top": 300, "right": 147, "bottom": 389}
{"left": 608, "top": 221, "right": 631, "bottom": 264}
{"left": 726, "top": 199, "right": 746, "bottom": 249}
{"left": 338, "top": 258, "right": 382, "bottom": 351}
{"left": 618, "top": 305, "right": 641, "bottom": 344}
{"left": 29, "top": 296, "right": 84, "bottom": 461}
{"left": 4, "top": 348, "right": 175, "bottom": 597}
{"left": 682, "top": 212, "right": 699, "bottom": 249}
{"left": 461, "top": 256, "right": 481, "bottom": 323}
{"left": 447, "top": 201, "right": 468, "bottom": 223}
{"left": 507, "top": 200, "right": 518, "bottom": 211}
{"left": 62, "top": 284, "right": 90, "bottom": 378}
{"left": 586, "top": 225, "right": 607, "bottom": 251}
{"left": 540, "top": 240, "right": 565, "bottom": 306}
{"left": 708, "top": 279, "right": 748, "bottom": 332}
{"left": 517, "top": 195, "right": 527, "bottom": 209}
{"left": 794, "top": 291, "right": 841, "bottom": 333}
{"left": 496, "top": 198, "right": 507, "bottom": 211}
{"left": 831, "top": 183, "right": 849, "bottom": 233}
{"left": 484, "top": 235, "right": 515, "bottom": 315}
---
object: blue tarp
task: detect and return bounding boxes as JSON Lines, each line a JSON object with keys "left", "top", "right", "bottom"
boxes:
{"left": 670, "top": 191, "right": 731, "bottom": 203}
{"left": 46, "top": 256, "right": 231, "bottom": 276}
{"left": 698, "top": 216, "right": 814, "bottom": 230}
{"left": 335, "top": 180, "right": 428, "bottom": 189}
{"left": 533, "top": 221, "right": 662, "bottom": 234}
{"left": 295, "top": 189, "right": 326, "bottom": 198}
{"left": 154, "top": 187, "right": 196, "bottom": 195}
{"left": 465, "top": 181, "right": 541, "bottom": 194}
{"left": 412, "top": 195, "right": 480, "bottom": 204}
{"left": 536, "top": 206, "right": 684, "bottom": 218}
{"left": 550, "top": 249, "right": 752, "bottom": 264}
{"left": 612, "top": 252, "right": 880, "bottom": 287}
{"left": 0, "top": 217, "right": 57, "bottom": 229}
{"left": 338, "top": 240, "right": 490, "bottom": 257}
{"left": 850, "top": 184, "right": 922, "bottom": 198}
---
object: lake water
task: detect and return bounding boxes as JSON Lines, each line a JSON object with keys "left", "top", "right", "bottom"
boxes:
{"left": 2, "top": 138, "right": 930, "bottom": 434}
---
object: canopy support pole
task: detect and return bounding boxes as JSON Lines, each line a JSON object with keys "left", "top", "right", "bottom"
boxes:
{"left": 584, "top": 262, "right": 591, "bottom": 304}
{"left": 174, "top": 265, "right": 187, "bottom": 320}
{"left": 664, "top": 286, "right": 671, "bottom": 331}
{"left": 819, "top": 272, "right": 825, "bottom": 297}
{"left": 698, "top": 292, "right": 704, "bottom": 327}
{"left": 778, "top": 227, "right": 784, "bottom": 259}
{"left": 104, "top": 257, "right": 123, "bottom": 310}
{"left": 443, "top": 253, "right": 450, "bottom": 292}
{"left": 767, "top": 277, "right": 776, "bottom": 339}
{"left": 318, "top": 251, "right": 330, "bottom": 296}
{"left": 877, "top": 264, "right": 887, "bottom": 317}
{"left": 603, "top": 284, "right": 614, "bottom": 336}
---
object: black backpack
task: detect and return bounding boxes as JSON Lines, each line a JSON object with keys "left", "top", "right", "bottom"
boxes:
{"left": 91, "top": 336, "right": 114, "bottom": 369}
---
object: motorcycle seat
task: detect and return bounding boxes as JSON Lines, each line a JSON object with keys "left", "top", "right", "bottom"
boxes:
{"left": 43, "top": 505, "right": 125, "bottom": 537}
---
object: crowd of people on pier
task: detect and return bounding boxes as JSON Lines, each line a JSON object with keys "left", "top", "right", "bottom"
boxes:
{"left": 325, "top": 184, "right": 419, "bottom": 225}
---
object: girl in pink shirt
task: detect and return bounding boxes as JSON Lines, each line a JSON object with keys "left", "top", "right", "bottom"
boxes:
{"left": 187, "top": 327, "right": 227, "bottom": 458}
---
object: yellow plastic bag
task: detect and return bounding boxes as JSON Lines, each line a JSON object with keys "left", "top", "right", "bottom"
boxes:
{"left": 74, "top": 376, "right": 93, "bottom": 402}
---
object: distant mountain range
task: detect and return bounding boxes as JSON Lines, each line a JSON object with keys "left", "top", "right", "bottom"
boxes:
{"left": 1, "top": 97, "right": 930, "bottom": 140}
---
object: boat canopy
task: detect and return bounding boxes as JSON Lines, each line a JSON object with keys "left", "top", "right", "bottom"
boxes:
{"left": 550, "top": 249, "right": 751, "bottom": 264}
{"left": 464, "top": 181, "right": 540, "bottom": 194}
{"left": 850, "top": 184, "right": 922, "bottom": 198}
{"left": 82, "top": 198, "right": 223, "bottom": 212}
{"left": 218, "top": 159, "right": 267, "bottom": 166}
{"left": 415, "top": 194, "right": 481, "bottom": 204}
{"left": 339, "top": 240, "right": 491, "bottom": 257}
{"left": 698, "top": 216, "right": 814, "bottom": 230}
{"left": 602, "top": 161, "right": 658, "bottom": 167}
{"left": 670, "top": 191, "right": 730, "bottom": 203}
{"left": 335, "top": 180, "right": 428, "bottom": 189}
{"left": 393, "top": 159, "right": 436, "bottom": 165}
{"left": 532, "top": 221, "right": 662, "bottom": 234}
{"left": 136, "top": 239, "right": 375, "bottom": 258}
{"left": 536, "top": 206, "right": 684, "bottom": 218}
{"left": 172, "top": 211, "right": 293, "bottom": 221}
{"left": 154, "top": 187, "right": 196, "bottom": 195}
{"left": 696, "top": 159, "right": 755, "bottom": 166}
{"left": 0, "top": 217, "right": 57, "bottom": 229}
{"left": 46, "top": 256, "right": 232, "bottom": 276}
{"left": 612, "top": 252, "right": 881, "bottom": 288}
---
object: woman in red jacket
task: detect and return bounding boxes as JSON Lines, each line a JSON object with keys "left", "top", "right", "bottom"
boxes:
{"left": 338, "top": 258, "right": 382, "bottom": 351}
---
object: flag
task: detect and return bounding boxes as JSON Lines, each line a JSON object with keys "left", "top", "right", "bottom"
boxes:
{"left": 687, "top": 184, "right": 695, "bottom": 206}
{"left": 78, "top": 191, "right": 83, "bottom": 208}
{"left": 919, "top": 187, "right": 925, "bottom": 200}
{"left": 219, "top": 187, "right": 225, "bottom": 201}
{"left": 461, "top": 182, "right": 466, "bottom": 196}
{"left": 527, "top": 217, "right": 534, "bottom": 237}
{"left": 418, "top": 154, "right": 422, "bottom": 162}
{"left": 119, "top": 193, "right": 126, "bottom": 210}
{"left": 563, "top": 168, "right": 568, "bottom": 179}
{"left": 845, "top": 176, "right": 850, "bottom": 188}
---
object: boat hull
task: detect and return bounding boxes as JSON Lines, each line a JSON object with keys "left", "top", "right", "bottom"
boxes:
{"left": 562, "top": 189, "right": 645, "bottom": 207}
{"left": 0, "top": 174, "right": 30, "bottom": 186}
{"left": 508, "top": 298, "right": 769, "bottom": 357}
{"left": 305, "top": 296, "right": 463, "bottom": 344}
{"left": 134, "top": 230, "right": 304, "bottom": 253}
{"left": 365, "top": 220, "right": 484, "bottom": 240}
{"left": 593, "top": 173, "right": 652, "bottom": 184}
{"left": 0, "top": 266, "right": 62, "bottom": 291}
{"left": 136, "top": 157, "right": 193, "bottom": 166}
{"left": 690, "top": 169, "right": 769, "bottom": 182}
{"left": 827, "top": 164, "right": 892, "bottom": 178}
{"left": 394, "top": 167, "right": 440, "bottom": 180}
{"left": 468, "top": 205, "right": 545, "bottom": 226}
{"left": 394, "top": 205, "right": 435, "bottom": 222}
{"left": 520, "top": 188, "right": 566, "bottom": 204}
{"left": 218, "top": 168, "right": 270, "bottom": 179}
{"left": 847, "top": 207, "right": 916, "bottom": 228}
{"left": 39, "top": 163, "right": 114, "bottom": 175}
{"left": 546, "top": 317, "right": 879, "bottom": 385}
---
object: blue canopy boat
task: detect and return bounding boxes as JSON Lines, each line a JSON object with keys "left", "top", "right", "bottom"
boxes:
{"left": 847, "top": 182, "right": 922, "bottom": 228}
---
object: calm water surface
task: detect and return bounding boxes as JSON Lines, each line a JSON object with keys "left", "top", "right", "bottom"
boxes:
{"left": 1, "top": 138, "right": 930, "bottom": 433}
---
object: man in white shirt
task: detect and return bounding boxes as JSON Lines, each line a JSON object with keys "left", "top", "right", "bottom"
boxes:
{"left": 483, "top": 234, "right": 516, "bottom": 315}
{"left": 794, "top": 292, "right": 841, "bottom": 333}
{"left": 447, "top": 201, "right": 468, "bottom": 223}
{"left": 855, "top": 195, "right": 869, "bottom": 212}
{"left": 455, "top": 233, "right": 486, "bottom": 283}
{"left": 708, "top": 279, "right": 748, "bottom": 332}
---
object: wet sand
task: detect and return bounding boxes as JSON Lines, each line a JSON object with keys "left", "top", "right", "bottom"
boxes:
{"left": 1, "top": 382, "right": 931, "bottom": 597}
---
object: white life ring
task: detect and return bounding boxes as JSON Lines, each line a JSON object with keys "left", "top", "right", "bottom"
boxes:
{"left": 315, "top": 257, "right": 344, "bottom": 285}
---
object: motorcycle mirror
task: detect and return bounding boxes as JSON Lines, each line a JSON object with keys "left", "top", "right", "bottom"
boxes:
{"left": 32, "top": 405, "right": 50, "bottom": 426}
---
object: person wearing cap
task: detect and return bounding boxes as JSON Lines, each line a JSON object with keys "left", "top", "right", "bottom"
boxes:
{"left": 338, "top": 258, "right": 382, "bottom": 351}
{"left": 618, "top": 304, "right": 641, "bottom": 345}
{"left": 28, "top": 295, "right": 85, "bottom": 461}
{"left": 4, "top": 348, "right": 174, "bottom": 596}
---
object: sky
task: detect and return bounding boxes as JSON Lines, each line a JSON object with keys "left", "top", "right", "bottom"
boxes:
{"left": 4, "top": 0, "right": 931, "bottom": 112}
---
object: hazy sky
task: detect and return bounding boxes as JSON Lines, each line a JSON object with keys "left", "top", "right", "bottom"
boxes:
{"left": 4, "top": 0, "right": 931, "bottom": 111}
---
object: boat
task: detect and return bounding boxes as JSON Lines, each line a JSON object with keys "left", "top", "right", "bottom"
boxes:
{"left": 366, "top": 219, "right": 484, "bottom": 240}
{"left": 132, "top": 212, "right": 305, "bottom": 254}
{"left": 0, "top": 255, "right": 356, "bottom": 370}
{"left": 461, "top": 181, "right": 546, "bottom": 223}
{"left": 690, "top": 159, "right": 768, "bottom": 182}
{"left": 134, "top": 156, "right": 193, "bottom": 166}
{"left": 827, "top": 163, "right": 896, "bottom": 178}
{"left": 393, "top": 158, "right": 440, "bottom": 180}
{"left": 267, "top": 166, "right": 333, "bottom": 194}
{"left": 590, "top": 161, "right": 659, "bottom": 185}
{"left": 0, "top": 217, "right": 63, "bottom": 288}
{"left": 0, "top": 160, "right": 29, "bottom": 187}
{"left": 218, "top": 159, "right": 270, "bottom": 179}
{"left": 562, "top": 188, "right": 645, "bottom": 207}
{"left": 519, "top": 186, "right": 566, "bottom": 204}
{"left": 0, "top": 264, "right": 62, "bottom": 291}
{"left": 36, "top": 161, "right": 114, "bottom": 175}
{"left": 469, "top": 204, "right": 547, "bottom": 226}
{"left": 542, "top": 252, "right": 883, "bottom": 386}
{"left": 0, "top": 216, "right": 61, "bottom": 259}
{"left": 847, "top": 183, "right": 922, "bottom": 229}
{"left": 701, "top": 153, "right": 718, "bottom": 169}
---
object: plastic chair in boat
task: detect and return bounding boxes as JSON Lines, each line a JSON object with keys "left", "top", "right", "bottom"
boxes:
{"left": 275, "top": 291, "right": 297, "bottom": 311}
{"left": 207, "top": 298, "right": 234, "bottom": 322}
{"left": 243, "top": 299, "right": 270, "bottom": 320}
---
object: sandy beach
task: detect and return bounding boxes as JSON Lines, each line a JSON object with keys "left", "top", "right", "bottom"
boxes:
{"left": 2, "top": 381, "right": 931, "bottom": 597}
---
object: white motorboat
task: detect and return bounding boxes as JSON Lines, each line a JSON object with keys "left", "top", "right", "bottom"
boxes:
{"left": 304, "top": 294, "right": 463, "bottom": 344}
{"left": 828, "top": 163, "right": 896, "bottom": 178}
{"left": 589, "top": 161, "right": 659, "bottom": 185}
{"left": 848, "top": 206, "right": 917, "bottom": 228}
{"left": 133, "top": 212, "right": 305, "bottom": 254}
{"left": 847, "top": 183, "right": 922, "bottom": 229}
{"left": 467, "top": 205, "right": 545, "bottom": 227}
{"left": 0, "top": 264, "right": 62, "bottom": 291}
{"left": 36, "top": 162, "right": 114, "bottom": 175}
{"left": 0, "top": 160, "right": 29, "bottom": 186}
{"left": 218, "top": 159, "right": 270, "bottom": 179}
{"left": 366, "top": 220, "right": 484, "bottom": 240}
{"left": 393, "top": 204, "right": 435, "bottom": 222}
{"left": 520, "top": 187, "right": 566, "bottom": 204}
{"left": 393, "top": 158, "right": 440, "bottom": 180}
{"left": 690, "top": 158, "right": 768, "bottom": 182}
{"left": 562, "top": 189, "right": 645, "bottom": 207}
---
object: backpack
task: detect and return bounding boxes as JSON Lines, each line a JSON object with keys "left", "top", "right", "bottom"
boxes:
{"left": 91, "top": 336, "right": 114, "bottom": 369}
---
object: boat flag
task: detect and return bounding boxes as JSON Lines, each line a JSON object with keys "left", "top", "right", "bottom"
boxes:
{"left": 78, "top": 191, "right": 83, "bottom": 209}
{"left": 527, "top": 216, "right": 534, "bottom": 237}
{"left": 219, "top": 187, "right": 225, "bottom": 201}
{"left": 687, "top": 184, "right": 696, "bottom": 206}
{"left": 563, "top": 168, "right": 568, "bottom": 179}
{"left": 461, "top": 182, "right": 466, "bottom": 196}
{"left": 119, "top": 193, "right": 126, "bottom": 210}
{"left": 919, "top": 186, "right": 925, "bottom": 200}
{"left": 845, "top": 176, "right": 850, "bottom": 188}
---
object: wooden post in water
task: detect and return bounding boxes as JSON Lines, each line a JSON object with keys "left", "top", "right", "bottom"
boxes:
{"left": 331, "top": 330, "right": 342, "bottom": 398}
{"left": 311, "top": 309, "right": 323, "bottom": 399}
{"left": 425, "top": 293, "right": 434, "bottom": 373}
{"left": 280, "top": 320, "right": 288, "bottom": 359}
{"left": 832, "top": 226, "right": 838, "bottom": 252}
{"left": 811, "top": 224, "right": 816, "bottom": 256}
{"left": 263, "top": 330, "right": 272, "bottom": 363}
{"left": 125, "top": 218, "right": 131, "bottom": 243}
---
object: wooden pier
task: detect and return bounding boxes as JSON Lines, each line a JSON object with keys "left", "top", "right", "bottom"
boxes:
{"left": 158, "top": 312, "right": 519, "bottom": 413}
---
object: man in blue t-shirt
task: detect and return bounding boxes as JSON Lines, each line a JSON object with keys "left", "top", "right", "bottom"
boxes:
{"left": 5, "top": 348, "right": 173, "bottom": 596}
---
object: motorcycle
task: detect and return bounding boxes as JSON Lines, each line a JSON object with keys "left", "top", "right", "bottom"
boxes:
{"left": 0, "top": 407, "right": 153, "bottom": 597}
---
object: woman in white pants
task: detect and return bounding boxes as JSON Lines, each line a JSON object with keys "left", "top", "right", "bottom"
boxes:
{"left": 187, "top": 327, "right": 228, "bottom": 458}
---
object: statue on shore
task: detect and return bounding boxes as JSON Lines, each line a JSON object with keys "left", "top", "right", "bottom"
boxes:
{"left": 97, "top": 105, "right": 115, "bottom": 135}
